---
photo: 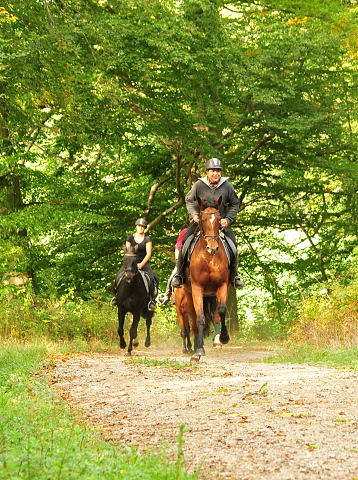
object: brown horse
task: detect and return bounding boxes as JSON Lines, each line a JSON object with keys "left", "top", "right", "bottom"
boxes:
{"left": 183, "top": 196, "right": 230, "bottom": 358}
{"left": 174, "top": 286, "right": 194, "bottom": 354}
{"left": 174, "top": 286, "right": 220, "bottom": 355}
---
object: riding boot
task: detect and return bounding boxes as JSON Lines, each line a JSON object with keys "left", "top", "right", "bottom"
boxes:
{"left": 157, "top": 268, "right": 176, "bottom": 305}
{"left": 148, "top": 281, "right": 156, "bottom": 311}
{"left": 111, "top": 281, "right": 117, "bottom": 307}
{"left": 230, "top": 256, "right": 246, "bottom": 289}
{"left": 171, "top": 248, "right": 185, "bottom": 288}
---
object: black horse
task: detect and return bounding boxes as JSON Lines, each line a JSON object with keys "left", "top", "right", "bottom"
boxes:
{"left": 115, "top": 245, "right": 155, "bottom": 356}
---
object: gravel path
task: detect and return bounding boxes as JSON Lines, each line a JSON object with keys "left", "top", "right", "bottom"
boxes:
{"left": 50, "top": 345, "right": 358, "bottom": 479}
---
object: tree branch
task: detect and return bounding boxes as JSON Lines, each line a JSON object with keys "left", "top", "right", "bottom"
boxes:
{"left": 144, "top": 175, "right": 172, "bottom": 217}
{"left": 146, "top": 155, "right": 186, "bottom": 230}
{"left": 235, "top": 133, "right": 276, "bottom": 171}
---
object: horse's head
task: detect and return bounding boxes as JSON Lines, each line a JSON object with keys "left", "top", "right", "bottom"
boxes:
{"left": 123, "top": 245, "right": 138, "bottom": 282}
{"left": 198, "top": 196, "right": 222, "bottom": 254}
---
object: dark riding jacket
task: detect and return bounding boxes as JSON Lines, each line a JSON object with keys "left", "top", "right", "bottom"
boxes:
{"left": 185, "top": 176, "right": 240, "bottom": 227}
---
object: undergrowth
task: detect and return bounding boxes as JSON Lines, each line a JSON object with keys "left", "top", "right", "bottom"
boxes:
{"left": 0, "top": 291, "right": 180, "bottom": 348}
{"left": 263, "top": 344, "right": 358, "bottom": 370}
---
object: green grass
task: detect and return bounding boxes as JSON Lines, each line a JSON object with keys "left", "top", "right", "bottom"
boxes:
{"left": 0, "top": 340, "right": 200, "bottom": 480}
{"left": 129, "top": 357, "right": 192, "bottom": 370}
{"left": 262, "top": 344, "right": 358, "bottom": 370}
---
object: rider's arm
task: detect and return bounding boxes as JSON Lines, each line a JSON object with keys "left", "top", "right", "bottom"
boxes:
{"left": 185, "top": 184, "right": 200, "bottom": 221}
{"left": 224, "top": 184, "right": 240, "bottom": 226}
{"left": 138, "top": 240, "right": 152, "bottom": 269}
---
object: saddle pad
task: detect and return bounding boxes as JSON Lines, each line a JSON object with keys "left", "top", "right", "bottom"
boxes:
{"left": 219, "top": 237, "right": 232, "bottom": 264}
{"left": 188, "top": 235, "right": 200, "bottom": 263}
{"left": 139, "top": 270, "right": 150, "bottom": 295}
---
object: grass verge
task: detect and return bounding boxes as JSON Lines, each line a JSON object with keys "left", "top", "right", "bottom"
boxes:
{"left": 262, "top": 344, "right": 358, "bottom": 370}
{"left": 0, "top": 340, "right": 200, "bottom": 480}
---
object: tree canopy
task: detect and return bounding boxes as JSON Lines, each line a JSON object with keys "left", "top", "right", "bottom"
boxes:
{"left": 1, "top": 0, "right": 358, "bottom": 328}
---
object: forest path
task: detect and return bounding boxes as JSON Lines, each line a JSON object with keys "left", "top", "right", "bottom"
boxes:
{"left": 51, "top": 344, "right": 358, "bottom": 480}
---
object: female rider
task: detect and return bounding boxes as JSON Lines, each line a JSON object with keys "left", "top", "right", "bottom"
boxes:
{"left": 111, "top": 218, "right": 157, "bottom": 311}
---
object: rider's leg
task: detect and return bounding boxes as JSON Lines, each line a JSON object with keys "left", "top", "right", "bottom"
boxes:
{"left": 172, "top": 221, "right": 198, "bottom": 288}
{"left": 142, "top": 264, "right": 156, "bottom": 311}
{"left": 224, "top": 229, "right": 246, "bottom": 289}
{"left": 159, "top": 266, "right": 177, "bottom": 305}
{"left": 111, "top": 266, "right": 124, "bottom": 306}
{"left": 171, "top": 247, "right": 185, "bottom": 288}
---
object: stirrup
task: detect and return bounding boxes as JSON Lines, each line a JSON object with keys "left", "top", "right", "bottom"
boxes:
{"left": 156, "top": 293, "right": 170, "bottom": 306}
{"left": 171, "top": 275, "right": 183, "bottom": 288}
{"left": 148, "top": 300, "right": 156, "bottom": 311}
{"left": 110, "top": 297, "right": 117, "bottom": 307}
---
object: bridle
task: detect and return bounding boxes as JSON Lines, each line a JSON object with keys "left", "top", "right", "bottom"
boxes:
{"left": 124, "top": 253, "right": 138, "bottom": 277}
{"left": 199, "top": 208, "right": 221, "bottom": 253}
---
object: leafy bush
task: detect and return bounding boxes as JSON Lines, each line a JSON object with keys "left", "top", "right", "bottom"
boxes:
{"left": 288, "top": 261, "right": 358, "bottom": 348}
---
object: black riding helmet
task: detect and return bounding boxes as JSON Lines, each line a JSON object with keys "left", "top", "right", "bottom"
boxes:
{"left": 206, "top": 158, "right": 222, "bottom": 170}
{"left": 135, "top": 218, "right": 147, "bottom": 227}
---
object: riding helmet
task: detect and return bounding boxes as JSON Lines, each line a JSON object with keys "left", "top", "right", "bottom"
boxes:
{"left": 135, "top": 218, "right": 147, "bottom": 227}
{"left": 206, "top": 158, "right": 222, "bottom": 170}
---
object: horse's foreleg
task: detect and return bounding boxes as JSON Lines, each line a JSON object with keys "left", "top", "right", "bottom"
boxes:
{"left": 117, "top": 309, "right": 127, "bottom": 350}
{"left": 213, "top": 310, "right": 222, "bottom": 348}
{"left": 183, "top": 313, "right": 193, "bottom": 354}
{"left": 145, "top": 313, "right": 152, "bottom": 348}
{"left": 191, "top": 286, "right": 205, "bottom": 356}
{"left": 217, "top": 284, "right": 230, "bottom": 345}
{"left": 127, "top": 313, "right": 140, "bottom": 355}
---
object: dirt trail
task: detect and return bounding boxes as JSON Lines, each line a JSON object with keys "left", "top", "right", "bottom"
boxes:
{"left": 51, "top": 345, "right": 358, "bottom": 480}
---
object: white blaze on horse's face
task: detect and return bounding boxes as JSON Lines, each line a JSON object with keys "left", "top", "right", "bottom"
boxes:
{"left": 210, "top": 214, "right": 215, "bottom": 225}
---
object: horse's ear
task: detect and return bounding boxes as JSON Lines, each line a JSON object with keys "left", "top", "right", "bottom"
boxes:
{"left": 215, "top": 196, "right": 222, "bottom": 208}
{"left": 123, "top": 245, "right": 128, "bottom": 253}
{"left": 198, "top": 197, "right": 205, "bottom": 209}
{"left": 134, "top": 245, "right": 138, "bottom": 253}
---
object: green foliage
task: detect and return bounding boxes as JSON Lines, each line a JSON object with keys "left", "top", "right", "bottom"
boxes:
{"left": 287, "top": 257, "right": 358, "bottom": 348}
{"left": 0, "top": 341, "right": 200, "bottom": 479}
{"left": 0, "top": 292, "right": 183, "bottom": 348}
{"left": 264, "top": 345, "right": 358, "bottom": 370}
{"left": 1, "top": 0, "right": 358, "bottom": 329}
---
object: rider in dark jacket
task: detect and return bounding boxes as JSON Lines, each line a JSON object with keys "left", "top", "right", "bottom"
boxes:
{"left": 171, "top": 158, "right": 245, "bottom": 289}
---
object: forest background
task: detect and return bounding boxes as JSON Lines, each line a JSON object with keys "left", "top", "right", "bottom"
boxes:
{"left": 2, "top": 0, "right": 358, "bottom": 345}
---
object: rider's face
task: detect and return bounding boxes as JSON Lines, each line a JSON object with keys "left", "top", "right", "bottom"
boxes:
{"left": 136, "top": 225, "right": 145, "bottom": 233}
{"left": 207, "top": 168, "right": 222, "bottom": 185}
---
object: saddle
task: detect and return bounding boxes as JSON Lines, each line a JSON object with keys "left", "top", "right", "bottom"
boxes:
{"left": 115, "top": 270, "right": 157, "bottom": 297}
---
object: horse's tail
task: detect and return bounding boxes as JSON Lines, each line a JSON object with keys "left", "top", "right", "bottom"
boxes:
{"left": 203, "top": 296, "right": 217, "bottom": 337}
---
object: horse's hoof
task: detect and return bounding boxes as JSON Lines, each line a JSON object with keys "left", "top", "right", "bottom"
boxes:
{"left": 188, "top": 348, "right": 193, "bottom": 355}
{"left": 120, "top": 341, "right": 127, "bottom": 349}
{"left": 182, "top": 348, "right": 188, "bottom": 354}
{"left": 145, "top": 339, "right": 151, "bottom": 348}
{"left": 213, "top": 334, "right": 222, "bottom": 349}
{"left": 190, "top": 356, "right": 200, "bottom": 364}
{"left": 219, "top": 333, "right": 230, "bottom": 345}
{"left": 133, "top": 338, "right": 139, "bottom": 348}
{"left": 195, "top": 347, "right": 205, "bottom": 357}
{"left": 124, "top": 351, "right": 131, "bottom": 356}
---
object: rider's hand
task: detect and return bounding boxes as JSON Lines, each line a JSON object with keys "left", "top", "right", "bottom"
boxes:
{"left": 220, "top": 218, "right": 229, "bottom": 228}
{"left": 137, "top": 262, "right": 143, "bottom": 269}
{"left": 193, "top": 214, "right": 200, "bottom": 223}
